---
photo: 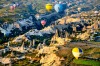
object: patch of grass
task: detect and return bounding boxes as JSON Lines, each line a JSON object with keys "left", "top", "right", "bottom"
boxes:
{"left": 89, "top": 41, "right": 100, "bottom": 44}
{"left": 84, "top": 47, "right": 93, "bottom": 52}
{"left": 73, "top": 59, "right": 100, "bottom": 66}
{"left": 93, "top": 52, "right": 100, "bottom": 54}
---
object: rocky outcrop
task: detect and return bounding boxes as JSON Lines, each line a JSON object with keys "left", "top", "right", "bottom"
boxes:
{"left": 51, "top": 30, "right": 72, "bottom": 45}
{"left": 37, "top": 46, "right": 61, "bottom": 66}
{"left": 37, "top": 45, "right": 73, "bottom": 66}
{"left": 58, "top": 16, "right": 82, "bottom": 24}
{"left": 37, "top": 46, "right": 64, "bottom": 66}
{"left": 40, "top": 53, "right": 62, "bottom": 66}
{"left": 12, "top": 35, "right": 28, "bottom": 43}
{"left": 76, "top": 31, "right": 90, "bottom": 40}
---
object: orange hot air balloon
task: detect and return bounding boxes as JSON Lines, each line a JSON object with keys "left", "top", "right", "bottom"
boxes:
{"left": 41, "top": 20, "right": 46, "bottom": 26}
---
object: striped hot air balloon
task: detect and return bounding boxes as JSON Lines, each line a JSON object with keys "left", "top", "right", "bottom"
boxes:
{"left": 72, "top": 47, "right": 83, "bottom": 59}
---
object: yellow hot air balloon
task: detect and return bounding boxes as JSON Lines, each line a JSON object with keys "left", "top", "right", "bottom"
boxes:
{"left": 72, "top": 47, "right": 83, "bottom": 59}
{"left": 45, "top": 3, "right": 53, "bottom": 12}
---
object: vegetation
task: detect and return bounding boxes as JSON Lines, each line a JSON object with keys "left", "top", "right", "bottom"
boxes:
{"left": 13, "top": 59, "right": 41, "bottom": 66}
{"left": 0, "top": 0, "right": 100, "bottom": 66}
{"left": 73, "top": 59, "right": 100, "bottom": 66}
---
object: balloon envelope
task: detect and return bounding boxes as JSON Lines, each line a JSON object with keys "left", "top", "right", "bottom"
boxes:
{"left": 50, "top": 0, "right": 55, "bottom": 3}
{"left": 59, "top": 1, "right": 62, "bottom": 4}
{"left": 54, "top": 4, "right": 64, "bottom": 13}
{"left": 78, "top": 7, "right": 81, "bottom": 12}
{"left": 94, "top": 11, "right": 99, "bottom": 14}
{"left": 45, "top": 3, "right": 53, "bottom": 12}
{"left": 72, "top": 47, "right": 83, "bottom": 59}
{"left": 62, "top": 3, "right": 67, "bottom": 10}
{"left": 13, "top": 4, "right": 16, "bottom": 8}
{"left": 41, "top": 20, "right": 46, "bottom": 26}
{"left": 10, "top": 6, "right": 14, "bottom": 11}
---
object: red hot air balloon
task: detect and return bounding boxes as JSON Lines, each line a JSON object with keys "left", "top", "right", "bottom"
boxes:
{"left": 41, "top": 20, "right": 46, "bottom": 26}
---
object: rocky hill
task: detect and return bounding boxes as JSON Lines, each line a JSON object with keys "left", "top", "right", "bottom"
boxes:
{"left": 0, "top": 0, "right": 100, "bottom": 66}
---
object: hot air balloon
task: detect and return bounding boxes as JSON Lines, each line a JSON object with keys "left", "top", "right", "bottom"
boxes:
{"left": 94, "top": 11, "right": 99, "bottom": 16}
{"left": 94, "top": 11, "right": 99, "bottom": 14}
{"left": 59, "top": 1, "right": 62, "bottom": 4}
{"left": 62, "top": 3, "right": 67, "bottom": 10}
{"left": 72, "top": 47, "right": 83, "bottom": 59}
{"left": 50, "top": 0, "right": 55, "bottom": 3}
{"left": 45, "top": 3, "right": 53, "bottom": 12}
{"left": 54, "top": 4, "right": 64, "bottom": 13}
{"left": 16, "top": 3, "right": 19, "bottom": 7}
{"left": 10, "top": 6, "right": 14, "bottom": 11}
{"left": 55, "top": 1, "right": 59, "bottom": 4}
{"left": 78, "top": 7, "right": 81, "bottom": 13}
{"left": 35, "top": 14, "right": 40, "bottom": 20}
{"left": 41, "top": 20, "right": 46, "bottom": 26}
{"left": 13, "top": 4, "right": 16, "bottom": 9}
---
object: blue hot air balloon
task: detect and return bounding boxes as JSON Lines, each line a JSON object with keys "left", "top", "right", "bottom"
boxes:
{"left": 54, "top": 4, "right": 64, "bottom": 13}
{"left": 50, "top": 0, "right": 55, "bottom": 3}
{"left": 62, "top": 3, "right": 67, "bottom": 10}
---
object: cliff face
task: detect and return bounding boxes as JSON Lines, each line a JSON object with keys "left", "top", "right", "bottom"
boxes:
{"left": 37, "top": 46, "right": 72, "bottom": 66}
{"left": 40, "top": 53, "right": 61, "bottom": 66}
{"left": 76, "top": 31, "right": 90, "bottom": 40}
{"left": 37, "top": 46, "right": 61, "bottom": 66}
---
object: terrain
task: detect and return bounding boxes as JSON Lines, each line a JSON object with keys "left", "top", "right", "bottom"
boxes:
{"left": 0, "top": 0, "right": 100, "bottom": 66}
